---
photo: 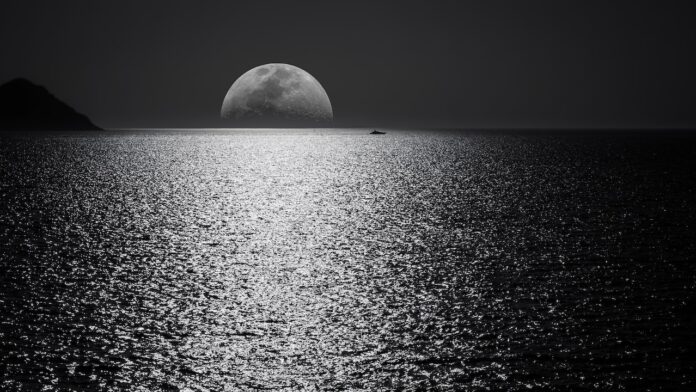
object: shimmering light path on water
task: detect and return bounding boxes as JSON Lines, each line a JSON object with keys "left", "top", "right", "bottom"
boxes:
{"left": 1, "top": 130, "right": 695, "bottom": 390}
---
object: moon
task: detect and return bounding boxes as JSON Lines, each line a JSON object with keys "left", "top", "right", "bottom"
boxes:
{"left": 221, "top": 63, "right": 333, "bottom": 124}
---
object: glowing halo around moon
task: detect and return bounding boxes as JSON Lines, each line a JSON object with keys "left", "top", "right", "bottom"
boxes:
{"left": 220, "top": 63, "right": 333, "bottom": 125}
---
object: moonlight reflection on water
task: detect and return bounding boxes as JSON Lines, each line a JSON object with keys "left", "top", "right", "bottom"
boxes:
{"left": 1, "top": 130, "right": 695, "bottom": 390}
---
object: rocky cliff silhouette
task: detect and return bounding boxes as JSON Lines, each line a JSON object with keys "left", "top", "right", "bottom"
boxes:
{"left": 0, "top": 78, "right": 100, "bottom": 131}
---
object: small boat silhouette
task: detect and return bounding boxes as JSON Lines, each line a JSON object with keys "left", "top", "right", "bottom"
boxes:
{"left": 370, "top": 129, "right": 385, "bottom": 135}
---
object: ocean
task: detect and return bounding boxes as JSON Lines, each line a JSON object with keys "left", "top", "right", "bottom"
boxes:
{"left": 1, "top": 130, "right": 695, "bottom": 390}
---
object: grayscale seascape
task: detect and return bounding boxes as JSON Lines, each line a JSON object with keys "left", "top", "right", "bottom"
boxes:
{"left": 1, "top": 130, "right": 695, "bottom": 390}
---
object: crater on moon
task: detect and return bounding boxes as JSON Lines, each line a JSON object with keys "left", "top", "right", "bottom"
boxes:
{"left": 221, "top": 63, "right": 333, "bottom": 126}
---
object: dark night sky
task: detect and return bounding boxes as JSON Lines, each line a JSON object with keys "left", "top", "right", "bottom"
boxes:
{"left": 1, "top": 0, "right": 695, "bottom": 129}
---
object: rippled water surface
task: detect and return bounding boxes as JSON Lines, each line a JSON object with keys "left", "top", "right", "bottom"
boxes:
{"left": 1, "top": 130, "right": 696, "bottom": 390}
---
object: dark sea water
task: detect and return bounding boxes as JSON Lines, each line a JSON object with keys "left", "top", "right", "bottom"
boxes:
{"left": 1, "top": 130, "right": 695, "bottom": 391}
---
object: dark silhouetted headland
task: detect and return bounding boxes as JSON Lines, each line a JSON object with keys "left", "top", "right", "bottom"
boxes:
{"left": 0, "top": 78, "right": 100, "bottom": 132}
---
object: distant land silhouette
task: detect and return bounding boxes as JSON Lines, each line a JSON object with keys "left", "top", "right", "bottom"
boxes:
{"left": 0, "top": 78, "right": 100, "bottom": 132}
